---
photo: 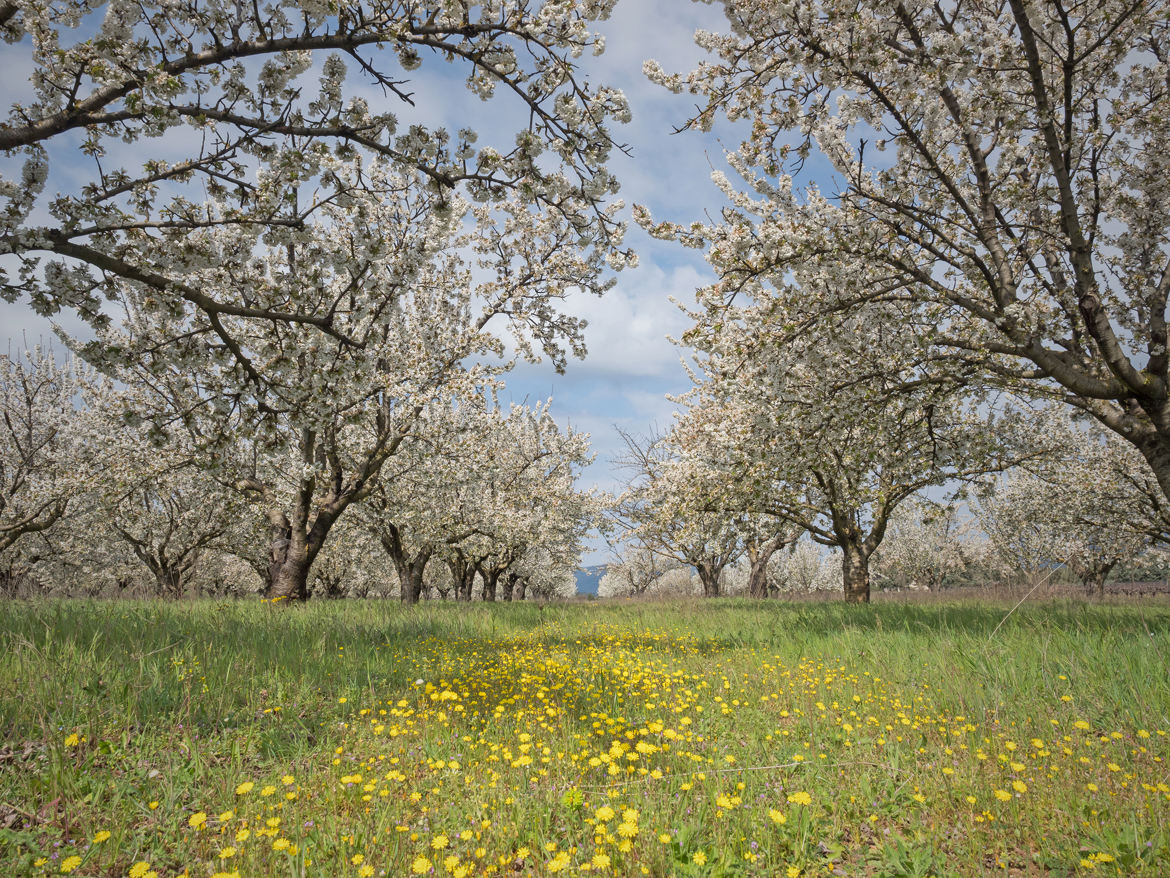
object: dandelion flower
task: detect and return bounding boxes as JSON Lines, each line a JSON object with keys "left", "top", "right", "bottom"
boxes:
{"left": 411, "top": 855, "right": 432, "bottom": 874}
{"left": 92, "top": 830, "right": 111, "bottom": 843}
{"left": 692, "top": 851, "right": 707, "bottom": 866}
{"left": 786, "top": 791, "right": 812, "bottom": 806}
{"left": 59, "top": 855, "right": 82, "bottom": 873}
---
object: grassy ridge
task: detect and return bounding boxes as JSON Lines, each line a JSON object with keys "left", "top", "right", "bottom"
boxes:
{"left": 0, "top": 598, "right": 1167, "bottom": 876}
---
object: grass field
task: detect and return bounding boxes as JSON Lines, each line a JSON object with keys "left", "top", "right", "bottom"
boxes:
{"left": 0, "top": 598, "right": 1167, "bottom": 877}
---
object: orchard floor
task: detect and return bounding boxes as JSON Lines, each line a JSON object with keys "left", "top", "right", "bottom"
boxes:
{"left": 1, "top": 598, "right": 1168, "bottom": 877}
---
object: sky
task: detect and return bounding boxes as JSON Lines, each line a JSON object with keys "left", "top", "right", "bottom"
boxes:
{"left": 0, "top": 1, "right": 748, "bottom": 567}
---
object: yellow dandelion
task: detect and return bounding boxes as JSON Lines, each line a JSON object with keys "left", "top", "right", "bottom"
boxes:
{"left": 411, "top": 856, "right": 433, "bottom": 874}
{"left": 59, "top": 855, "right": 82, "bottom": 873}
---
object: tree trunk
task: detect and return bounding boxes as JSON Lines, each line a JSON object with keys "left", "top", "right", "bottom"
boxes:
{"left": 481, "top": 567, "right": 501, "bottom": 602}
{"left": 746, "top": 563, "right": 769, "bottom": 598}
{"left": 1084, "top": 560, "right": 1116, "bottom": 599}
{"left": 502, "top": 571, "right": 520, "bottom": 602}
{"left": 697, "top": 564, "right": 721, "bottom": 597}
{"left": 380, "top": 525, "right": 431, "bottom": 606}
{"left": 841, "top": 541, "right": 871, "bottom": 604}
{"left": 265, "top": 510, "right": 292, "bottom": 595}
{"left": 153, "top": 565, "right": 184, "bottom": 599}
{"left": 449, "top": 556, "right": 477, "bottom": 602}
{"left": 514, "top": 576, "right": 528, "bottom": 601}
{"left": 744, "top": 530, "right": 792, "bottom": 598}
{"left": 268, "top": 495, "right": 338, "bottom": 603}
{"left": 270, "top": 551, "right": 312, "bottom": 602}
{"left": 1130, "top": 428, "right": 1170, "bottom": 510}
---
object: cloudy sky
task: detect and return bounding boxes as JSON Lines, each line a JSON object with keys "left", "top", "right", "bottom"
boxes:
{"left": 1, "top": 1, "right": 745, "bottom": 565}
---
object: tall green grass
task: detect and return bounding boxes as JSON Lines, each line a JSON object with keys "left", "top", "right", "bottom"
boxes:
{"left": 1, "top": 597, "right": 1167, "bottom": 876}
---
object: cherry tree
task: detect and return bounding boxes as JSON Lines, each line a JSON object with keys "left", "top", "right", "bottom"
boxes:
{"left": 611, "top": 428, "right": 743, "bottom": 597}
{"left": 667, "top": 299, "right": 1023, "bottom": 602}
{"left": 361, "top": 399, "right": 595, "bottom": 603}
{"left": 597, "top": 546, "right": 680, "bottom": 598}
{"left": 771, "top": 539, "right": 838, "bottom": 595}
{"left": 641, "top": 1, "right": 1170, "bottom": 502}
{"left": 2, "top": 0, "right": 631, "bottom": 371}
{"left": 432, "top": 401, "right": 595, "bottom": 602}
{"left": 738, "top": 515, "right": 801, "bottom": 598}
{"left": 84, "top": 141, "right": 612, "bottom": 602}
{"left": 871, "top": 499, "right": 971, "bottom": 592}
{"left": 0, "top": 347, "right": 102, "bottom": 558}
{"left": 977, "top": 409, "right": 1162, "bottom": 594}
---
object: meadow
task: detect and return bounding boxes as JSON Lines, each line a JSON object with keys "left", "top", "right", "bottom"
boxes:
{"left": 0, "top": 598, "right": 1167, "bottom": 877}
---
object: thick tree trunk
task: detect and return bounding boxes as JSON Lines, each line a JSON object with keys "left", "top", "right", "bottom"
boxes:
{"left": 746, "top": 563, "right": 769, "bottom": 598}
{"left": 270, "top": 551, "right": 312, "bottom": 602}
{"left": 449, "top": 556, "right": 477, "bottom": 602}
{"left": 1084, "top": 560, "right": 1116, "bottom": 599}
{"left": 153, "top": 565, "right": 184, "bottom": 599}
{"left": 268, "top": 491, "right": 339, "bottom": 603}
{"left": 841, "top": 541, "right": 871, "bottom": 604}
{"left": 265, "top": 510, "right": 292, "bottom": 595}
{"left": 380, "top": 525, "right": 431, "bottom": 605}
{"left": 697, "top": 564, "right": 721, "bottom": 597}
{"left": 502, "top": 571, "right": 520, "bottom": 602}
{"left": 1130, "top": 428, "right": 1170, "bottom": 509}
{"left": 399, "top": 566, "right": 426, "bottom": 604}
{"left": 481, "top": 567, "right": 501, "bottom": 602}
{"left": 514, "top": 576, "right": 528, "bottom": 601}
{"left": 744, "top": 530, "right": 792, "bottom": 598}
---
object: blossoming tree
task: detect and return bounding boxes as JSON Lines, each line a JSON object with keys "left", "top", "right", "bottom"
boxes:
{"left": 0, "top": 347, "right": 102, "bottom": 558}
{"left": 667, "top": 298, "right": 1024, "bottom": 602}
{"left": 976, "top": 408, "right": 1164, "bottom": 594}
{"left": 641, "top": 0, "right": 1170, "bottom": 501}
{"left": 2, "top": 0, "right": 631, "bottom": 369}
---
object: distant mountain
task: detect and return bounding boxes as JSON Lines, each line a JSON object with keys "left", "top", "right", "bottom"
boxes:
{"left": 574, "top": 565, "right": 606, "bottom": 596}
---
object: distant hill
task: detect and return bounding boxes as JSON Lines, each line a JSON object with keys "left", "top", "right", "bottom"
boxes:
{"left": 574, "top": 565, "right": 606, "bottom": 596}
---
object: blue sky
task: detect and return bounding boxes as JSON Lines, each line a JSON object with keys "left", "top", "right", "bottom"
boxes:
{"left": 0, "top": 1, "right": 744, "bottom": 566}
